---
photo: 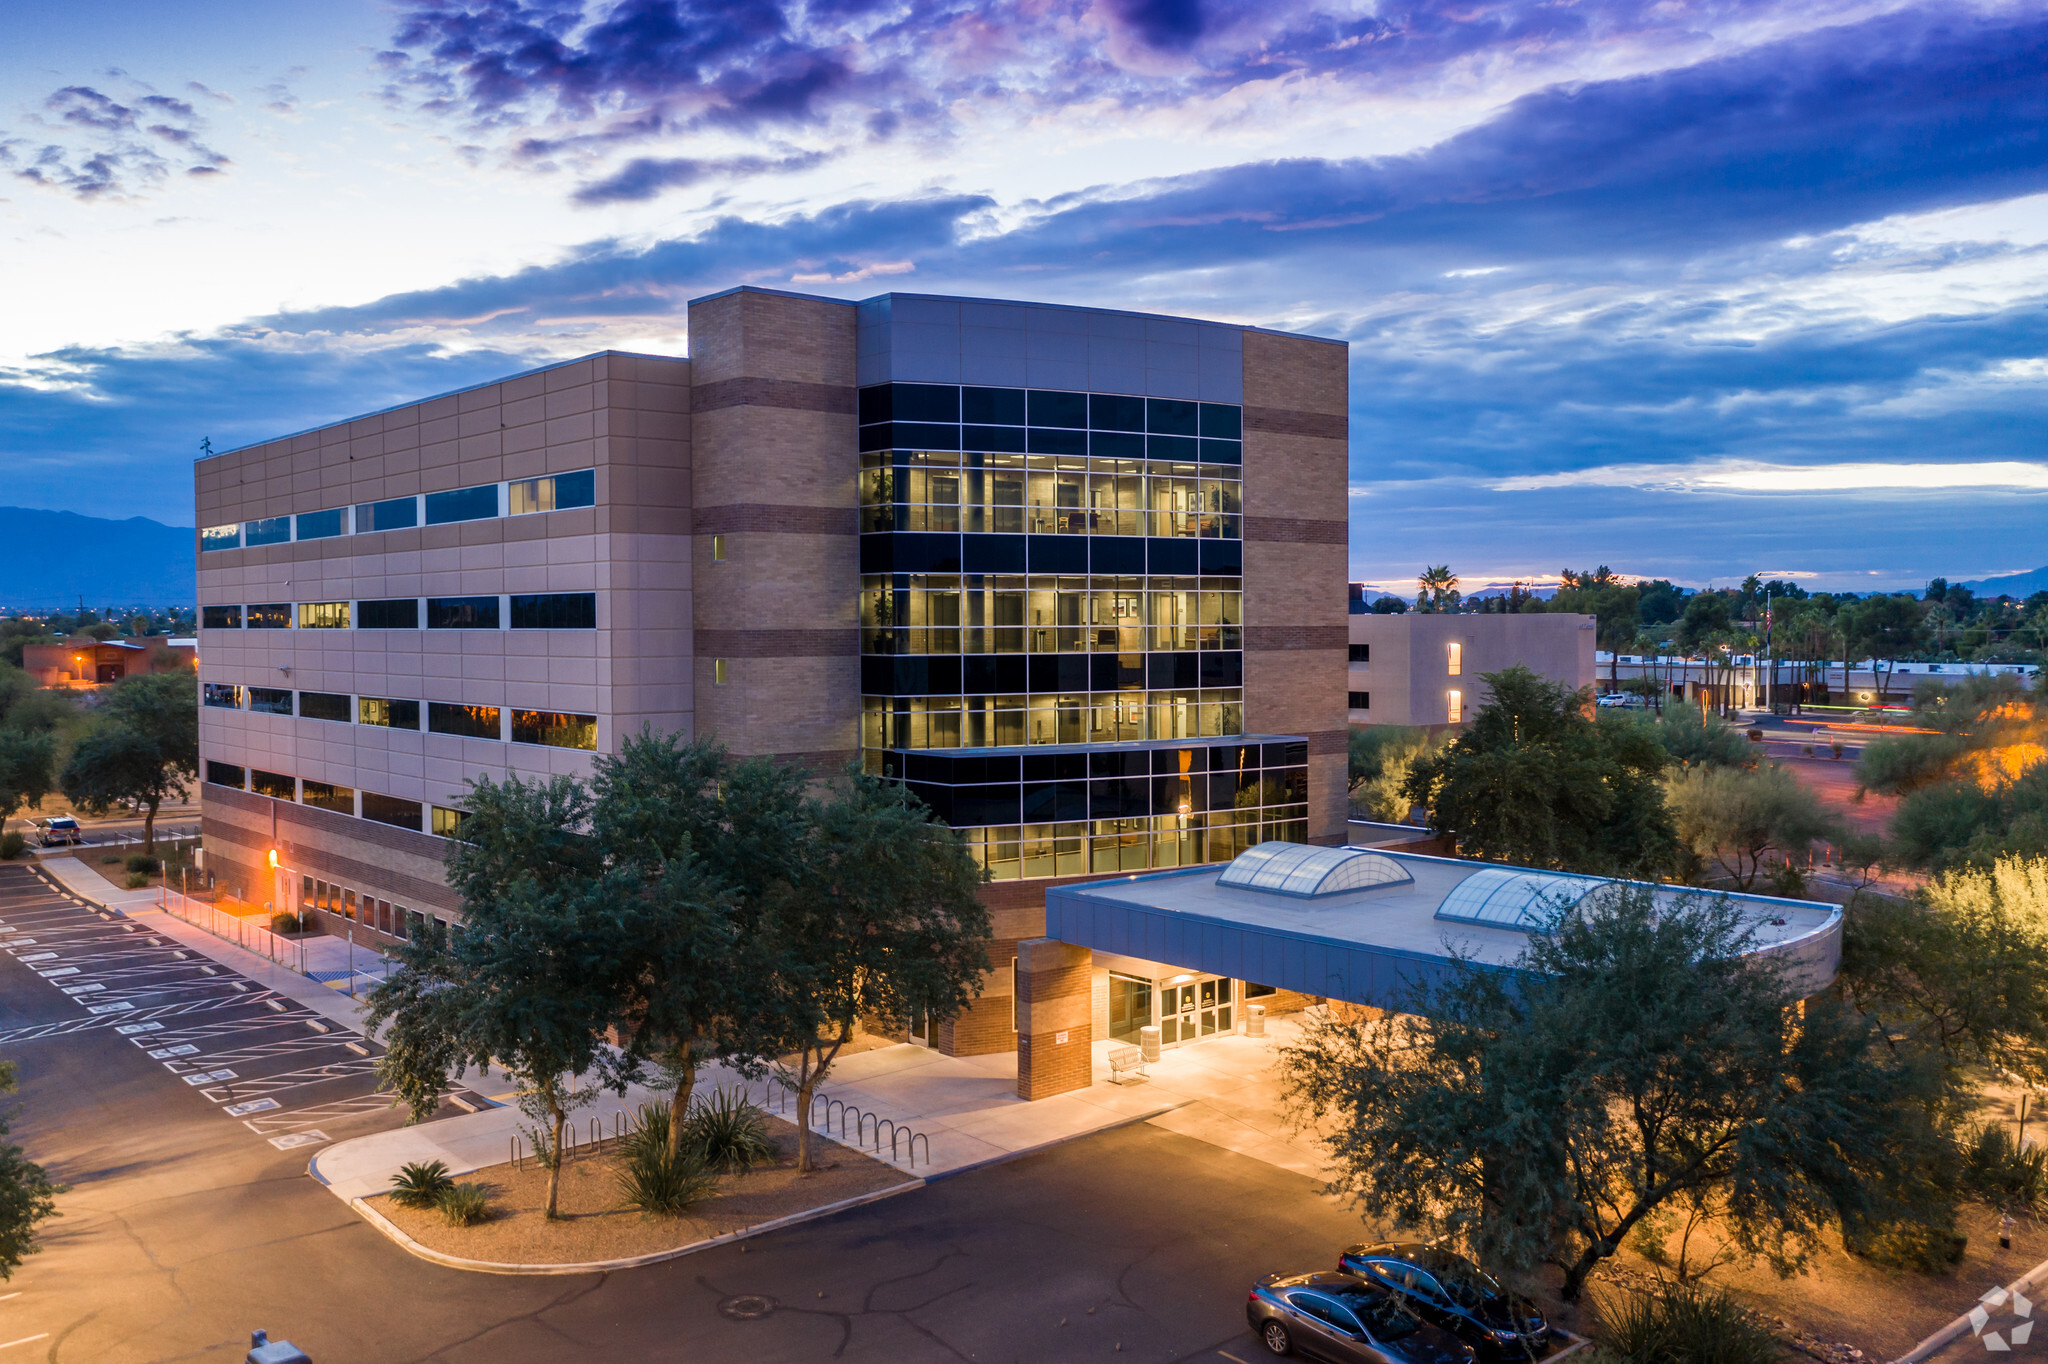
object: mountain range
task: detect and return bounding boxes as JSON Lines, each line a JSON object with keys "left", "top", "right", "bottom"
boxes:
{"left": 0, "top": 506, "right": 194, "bottom": 608}
{"left": 1960, "top": 565, "right": 2048, "bottom": 598}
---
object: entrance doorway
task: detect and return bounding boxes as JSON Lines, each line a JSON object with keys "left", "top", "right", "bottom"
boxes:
{"left": 1159, "top": 975, "right": 1234, "bottom": 1047}
{"left": 1108, "top": 972, "right": 1153, "bottom": 1043}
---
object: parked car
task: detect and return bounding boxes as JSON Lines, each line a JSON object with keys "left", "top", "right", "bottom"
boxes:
{"left": 1247, "top": 1270, "right": 1475, "bottom": 1362}
{"left": 35, "top": 816, "right": 82, "bottom": 847}
{"left": 1336, "top": 1244, "right": 1550, "bottom": 1362}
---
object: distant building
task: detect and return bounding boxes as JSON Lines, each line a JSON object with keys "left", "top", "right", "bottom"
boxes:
{"left": 1348, "top": 612, "right": 1596, "bottom": 728}
{"left": 1599, "top": 654, "right": 2038, "bottom": 711}
{"left": 22, "top": 636, "right": 195, "bottom": 688}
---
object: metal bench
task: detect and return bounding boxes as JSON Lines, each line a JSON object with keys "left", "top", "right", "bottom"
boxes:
{"left": 1108, "top": 1044, "right": 1148, "bottom": 1084}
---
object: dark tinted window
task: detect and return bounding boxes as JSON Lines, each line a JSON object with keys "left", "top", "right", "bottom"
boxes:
{"left": 1349, "top": 691, "right": 1370, "bottom": 709}
{"left": 247, "top": 687, "right": 293, "bottom": 715}
{"left": 202, "top": 605, "right": 241, "bottom": 630}
{"left": 551, "top": 468, "right": 595, "bottom": 510}
{"left": 357, "top": 697, "right": 419, "bottom": 730}
{"left": 249, "top": 768, "right": 294, "bottom": 800}
{"left": 1027, "top": 390, "right": 1086, "bottom": 428}
{"left": 356, "top": 496, "right": 418, "bottom": 532}
{"left": 962, "top": 386, "right": 1025, "bottom": 424}
{"left": 301, "top": 780, "right": 353, "bottom": 813}
{"left": 510, "top": 592, "right": 596, "bottom": 629}
{"left": 892, "top": 383, "right": 959, "bottom": 422}
{"left": 1350, "top": 643, "right": 1369, "bottom": 662}
{"left": 200, "top": 524, "right": 240, "bottom": 552}
{"left": 246, "top": 603, "right": 291, "bottom": 629}
{"left": 1147, "top": 398, "right": 1198, "bottom": 436}
{"left": 358, "top": 598, "right": 419, "bottom": 629}
{"left": 243, "top": 516, "right": 290, "bottom": 547}
{"left": 296, "top": 508, "right": 344, "bottom": 540}
{"left": 857, "top": 385, "right": 892, "bottom": 425}
{"left": 1089, "top": 393, "right": 1145, "bottom": 431}
{"left": 299, "top": 691, "right": 350, "bottom": 722}
{"left": 202, "top": 683, "right": 241, "bottom": 709}
{"left": 205, "top": 761, "right": 244, "bottom": 788}
{"left": 362, "top": 792, "right": 423, "bottom": 831}
{"left": 424, "top": 484, "right": 497, "bottom": 525}
{"left": 428, "top": 702, "right": 500, "bottom": 740}
{"left": 1199, "top": 402, "right": 1242, "bottom": 439}
{"left": 426, "top": 596, "right": 499, "bottom": 629}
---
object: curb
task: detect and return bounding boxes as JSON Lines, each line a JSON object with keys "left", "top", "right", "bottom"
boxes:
{"left": 1893, "top": 1250, "right": 2048, "bottom": 1362}
{"left": 347, "top": 1178, "right": 926, "bottom": 1276}
{"left": 921, "top": 1097, "right": 1194, "bottom": 1183}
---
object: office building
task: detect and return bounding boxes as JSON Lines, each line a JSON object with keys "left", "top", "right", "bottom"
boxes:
{"left": 1347, "top": 612, "right": 1596, "bottom": 728}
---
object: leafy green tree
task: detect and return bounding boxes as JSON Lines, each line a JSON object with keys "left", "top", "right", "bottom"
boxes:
{"left": 1675, "top": 593, "right": 1732, "bottom": 653}
{"left": 1401, "top": 666, "right": 1677, "bottom": 875}
{"left": 1551, "top": 567, "right": 1641, "bottom": 654}
{"left": 1347, "top": 726, "right": 1436, "bottom": 822}
{"left": 1637, "top": 579, "right": 1684, "bottom": 629}
{"left": 749, "top": 770, "right": 992, "bottom": 1172}
{"left": 1648, "top": 702, "right": 1752, "bottom": 771}
{"left": 590, "top": 733, "right": 806, "bottom": 1158}
{"left": 58, "top": 672, "right": 196, "bottom": 853}
{"left": 0, "top": 731, "right": 54, "bottom": 835}
{"left": 367, "top": 774, "right": 629, "bottom": 1219}
{"left": 0, "top": 1061, "right": 61, "bottom": 1279}
{"left": 1281, "top": 887, "right": 1950, "bottom": 1302}
{"left": 1843, "top": 594, "right": 1929, "bottom": 702}
{"left": 1667, "top": 763, "right": 1838, "bottom": 889}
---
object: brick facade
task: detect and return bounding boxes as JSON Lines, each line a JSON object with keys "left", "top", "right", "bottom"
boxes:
{"left": 1015, "top": 939, "right": 1094, "bottom": 1100}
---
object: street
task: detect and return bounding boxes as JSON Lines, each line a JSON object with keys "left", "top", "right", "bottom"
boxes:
{"left": 0, "top": 861, "right": 1372, "bottom": 1362}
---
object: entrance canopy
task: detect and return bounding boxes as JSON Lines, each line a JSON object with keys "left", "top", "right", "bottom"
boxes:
{"left": 1044, "top": 843, "right": 1842, "bottom": 1012}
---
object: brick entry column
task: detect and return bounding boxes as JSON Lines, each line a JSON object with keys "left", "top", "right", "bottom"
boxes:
{"left": 1015, "top": 938, "right": 1093, "bottom": 1100}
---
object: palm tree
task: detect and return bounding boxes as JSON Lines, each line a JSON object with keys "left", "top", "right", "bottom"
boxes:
{"left": 1416, "top": 565, "right": 1460, "bottom": 613}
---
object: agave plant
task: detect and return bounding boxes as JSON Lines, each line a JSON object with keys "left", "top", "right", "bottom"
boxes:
{"left": 389, "top": 1159, "right": 455, "bottom": 1209}
{"left": 614, "top": 1140, "right": 716, "bottom": 1217}
{"left": 437, "top": 1183, "right": 492, "bottom": 1227}
{"left": 687, "top": 1088, "right": 778, "bottom": 1175}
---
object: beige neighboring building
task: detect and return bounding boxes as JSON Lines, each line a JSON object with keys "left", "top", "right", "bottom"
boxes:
{"left": 195, "top": 285, "right": 1349, "bottom": 1089}
{"left": 23, "top": 636, "right": 196, "bottom": 688}
{"left": 1347, "top": 611, "right": 1597, "bottom": 728}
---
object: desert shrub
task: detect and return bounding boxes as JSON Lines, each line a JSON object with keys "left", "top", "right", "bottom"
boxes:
{"left": 437, "top": 1183, "right": 492, "bottom": 1226}
{"left": 269, "top": 912, "right": 312, "bottom": 935}
{"left": 615, "top": 1141, "right": 715, "bottom": 1217}
{"left": 124, "top": 872, "right": 149, "bottom": 889}
{"left": 100, "top": 854, "right": 121, "bottom": 865}
{"left": 1841, "top": 1209, "right": 1967, "bottom": 1271}
{"left": 1961, "top": 1122, "right": 2048, "bottom": 1217}
{"left": 686, "top": 1088, "right": 777, "bottom": 1174}
{"left": 124, "top": 852, "right": 154, "bottom": 873}
{"left": 389, "top": 1159, "right": 455, "bottom": 1209}
{"left": 1595, "top": 1280, "right": 1779, "bottom": 1364}
{"left": 0, "top": 833, "right": 23, "bottom": 860}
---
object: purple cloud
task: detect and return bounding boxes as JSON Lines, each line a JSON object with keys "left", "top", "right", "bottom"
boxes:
{"left": 2, "top": 84, "right": 230, "bottom": 198}
{"left": 570, "top": 148, "right": 830, "bottom": 202}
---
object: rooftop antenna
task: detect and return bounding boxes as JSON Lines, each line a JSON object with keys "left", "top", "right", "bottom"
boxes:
{"left": 199, "top": 436, "right": 213, "bottom": 456}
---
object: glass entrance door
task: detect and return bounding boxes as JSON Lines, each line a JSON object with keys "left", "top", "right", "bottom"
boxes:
{"left": 1158, "top": 976, "right": 1235, "bottom": 1046}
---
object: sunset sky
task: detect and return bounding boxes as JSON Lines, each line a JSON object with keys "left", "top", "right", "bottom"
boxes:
{"left": 5, "top": 0, "right": 2047, "bottom": 591}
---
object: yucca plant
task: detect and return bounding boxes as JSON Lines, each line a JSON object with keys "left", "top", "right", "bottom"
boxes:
{"left": 437, "top": 1183, "right": 492, "bottom": 1226}
{"left": 389, "top": 1159, "right": 455, "bottom": 1209}
{"left": 1595, "top": 1280, "right": 1778, "bottom": 1364}
{"left": 1963, "top": 1121, "right": 2048, "bottom": 1217}
{"left": 615, "top": 1141, "right": 716, "bottom": 1217}
{"left": 686, "top": 1088, "right": 778, "bottom": 1174}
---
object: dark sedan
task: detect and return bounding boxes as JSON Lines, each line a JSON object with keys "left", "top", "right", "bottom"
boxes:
{"left": 1336, "top": 1244, "right": 1551, "bottom": 1362}
{"left": 1247, "top": 1270, "right": 1476, "bottom": 1363}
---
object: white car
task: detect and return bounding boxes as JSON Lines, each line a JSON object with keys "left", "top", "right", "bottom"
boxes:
{"left": 35, "top": 816, "right": 82, "bottom": 846}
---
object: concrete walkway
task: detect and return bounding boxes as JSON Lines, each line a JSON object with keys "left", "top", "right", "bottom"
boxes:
{"left": 312, "top": 1019, "right": 1335, "bottom": 1206}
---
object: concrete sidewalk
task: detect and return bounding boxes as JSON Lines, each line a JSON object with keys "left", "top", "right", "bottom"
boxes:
{"left": 313, "top": 1020, "right": 1334, "bottom": 1206}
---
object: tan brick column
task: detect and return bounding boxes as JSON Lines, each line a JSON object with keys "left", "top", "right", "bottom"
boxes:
{"left": 1014, "top": 938, "right": 1093, "bottom": 1100}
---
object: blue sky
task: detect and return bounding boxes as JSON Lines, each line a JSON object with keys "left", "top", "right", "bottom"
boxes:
{"left": 3, "top": 0, "right": 2046, "bottom": 592}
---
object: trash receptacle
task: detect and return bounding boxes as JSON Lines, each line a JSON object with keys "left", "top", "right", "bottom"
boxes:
{"left": 1247, "top": 1004, "right": 1266, "bottom": 1037}
{"left": 247, "top": 1330, "right": 311, "bottom": 1364}
{"left": 1139, "top": 1024, "right": 1162, "bottom": 1063}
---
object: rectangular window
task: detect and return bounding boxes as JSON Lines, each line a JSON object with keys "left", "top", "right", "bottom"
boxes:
{"left": 507, "top": 469, "right": 594, "bottom": 515}
{"left": 1447, "top": 641, "right": 1462, "bottom": 676}
{"left": 297, "top": 601, "right": 350, "bottom": 629}
{"left": 202, "top": 604, "right": 241, "bottom": 630}
{"left": 1348, "top": 691, "right": 1370, "bottom": 709}
{"left": 362, "top": 792, "right": 424, "bottom": 831}
{"left": 431, "top": 805, "right": 469, "bottom": 838}
{"left": 426, "top": 596, "right": 500, "bottom": 629}
{"left": 295, "top": 508, "right": 345, "bottom": 541}
{"left": 428, "top": 702, "right": 500, "bottom": 740}
{"left": 424, "top": 484, "right": 498, "bottom": 525}
{"left": 299, "top": 691, "right": 350, "bottom": 723}
{"left": 509, "top": 592, "right": 596, "bottom": 629}
{"left": 243, "top": 516, "right": 290, "bottom": 547}
{"left": 358, "top": 697, "right": 420, "bottom": 730}
{"left": 711, "top": 534, "right": 726, "bottom": 561}
{"left": 245, "top": 603, "right": 291, "bottom": 629}
{"left": 1348, "top": 643, "right": 1369, "bottom": 663}
{"left": 342, "top": 889, "right": 356, "bottom": 922}
{"left": 1446, "top": 689, "right": 1463, "bottom": 723}
{"left": 249, "top": 768, "right": 295, "bottom": 800}
{"left": 202, "top": 683, "right": 243, "bottom": 709}
{"left": 512, "top": 710, "right": 598, "bottom": 750}
{"left": 713, "top": 658, "right": 728, "bottom": 685}
{"left": 357, "top": 598, "right": 419, "bottom": 630}
{"left": 200, "top": 524, "right": 241, "bottom": 553}
{"left": 355, "top": 496, "right": 418, "bottom": 533}
{"left": 247, "top": 687, "right": 293, "bottom": 716}
{"left": 300, "top": 780, "right": 354, "bottom": 814}
{"left": 204, "top": 760, "right": 244, "bottom": 788}
{"left": 392, "top": 904, "right": 410, "bottom": 940}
